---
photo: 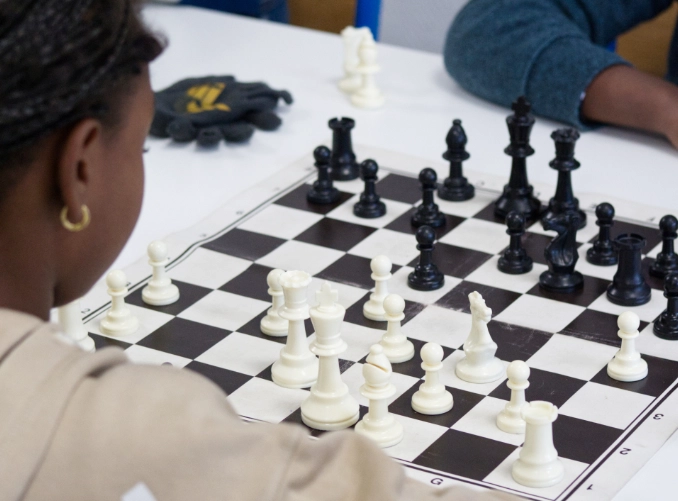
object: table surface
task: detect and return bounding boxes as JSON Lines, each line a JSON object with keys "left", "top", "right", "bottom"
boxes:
{"left": 129, "top": 5, "right": 678, "bottom": 499}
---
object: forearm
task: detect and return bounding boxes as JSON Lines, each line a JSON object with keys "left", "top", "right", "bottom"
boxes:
{"left": 581, "top": 64, "right": 678, "bottom": 145}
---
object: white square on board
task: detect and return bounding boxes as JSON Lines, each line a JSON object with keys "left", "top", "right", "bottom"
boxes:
{"left": 588, "top": 290, "right": 666, "bottom": 323}
{"left": 451, "top": 396, "right": 525, "bottom": 446}
{"left": 402, "top": 305, "right": 471, "bottom": 350}
{"left": 439, "top": 218, "right": 511, "bottom": 254}
{"left": 306, "top": 276, "right": 368, "bottom": 309}
{"left": 576, "top": 244, "right": 618, "bottom": 281}
{"left": 383, "top": 415, "right": 449, "bottom": 462}
{"left": 636, "top": 323, "right": 678, "bottom": 361}
{"left": 196, "top": 331, "right": 281, "bottom": 376}
{"left": 559, "top": 382, "right": 654, "bottom": 430}
{"left": 86, "top": 304, "right": 174, "bottom": 345}
{"left": 124, "top": 344, "right": 192, "bottom": 368}
{"left": 437, "top": 191, "right": 495, "bottom": 219}
{"left": 526, "top": 333, "right": 618, "bottom": 381}
{"left": 178, "top": 290, "right": 269, "bottom": 332}
{"left": 238, "top": 204, "right": 323, "bottom": 240}
{"left": 167, "top": 247, "right": 252, "bottom": 289}
{"left": 465, "top": 256, "right": 546, "bottom": 294}
{"left": 227, "top": 377, "right": 309, "bottom": 423}
{"left": 308, "top": 322, "right": 383, "bottom": 362}
{"left": 256, "top": 240, "right": 345, "bottom": 276}
{"left": 348, "top": 228, "right": 420, "bottom": 266}
{"left": 326, "top": 195, "right": 412, "bottom": 229}
{"left": 388, "top": 267, "right": 461, "bottom": 305}
{"left": 495, "top": 295, "right": 586, "bottom": 333}
{"left": 438, "top": 350, "right": 507, "bottom": 395}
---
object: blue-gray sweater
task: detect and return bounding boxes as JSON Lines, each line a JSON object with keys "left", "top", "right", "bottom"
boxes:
{"left": 444, "top": 0, "right": 678, "bottom": 129}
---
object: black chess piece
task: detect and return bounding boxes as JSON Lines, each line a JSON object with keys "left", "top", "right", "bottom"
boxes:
{"left": 408, "top": 225, "right": 444, "bottom": 291}
{"left": 606, "top": 234, "right": 652, "bottom": 306}
{"left": 541, "top": 128, "right": 587, "bottom": 230}
{"left": 654, "top": 272, "right": 678, "bottom": 340}
{"left": 328, "top": 117, "right": 359, "bottom": 181}
{"left": 307, "top": 146, "right": 340, "bottom": 205}
{"left": 539, "top": 211, "right": 584, "bottom": 292}
{"left": 498, "top": 211, "right": 533, "bottom": 274}
{"left": 649, "top": 215, "right": 678, "bottom": 279}
{"left": 353, "top": 159, "right": 386, "bottom": 218}
{"left": 411, "top": 168, "right": 446, "bottom": 228}
{"left": 586, "top": 202, "right": 617, "bottom": 266}
{"left": 494, "top": 96, "right": 541, "bottom": 222}
{"left": 438, "top": 119, "right": 474, "bottom": 202}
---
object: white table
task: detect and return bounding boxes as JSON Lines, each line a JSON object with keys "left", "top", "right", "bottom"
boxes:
{"left": 130, "top": 5, "right": 678, "bottom": 499}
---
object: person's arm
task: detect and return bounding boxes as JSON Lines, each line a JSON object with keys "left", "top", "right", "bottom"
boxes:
{"left": 581, "top": 64, "right": 678, "bottom": 147}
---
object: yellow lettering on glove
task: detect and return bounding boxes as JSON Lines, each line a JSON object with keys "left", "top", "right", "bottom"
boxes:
{"left": 185, "top": 83, "right": 231, "bottom": 113}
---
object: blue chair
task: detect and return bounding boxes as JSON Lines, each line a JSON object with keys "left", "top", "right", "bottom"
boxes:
{"left": 355, "top": 0, "right": 381, "bottom": 40}
{"left": 179, "top": 0, "right": 289, "bottom": 23}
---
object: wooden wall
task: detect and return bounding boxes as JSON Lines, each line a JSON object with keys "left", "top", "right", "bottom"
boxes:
{"left": 288, "top": 0, "right": 355, "bottom": 34}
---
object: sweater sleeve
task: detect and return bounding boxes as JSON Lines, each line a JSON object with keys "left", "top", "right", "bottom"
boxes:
{"left": 443, "top": 0, "right": 673, "bottom": 129}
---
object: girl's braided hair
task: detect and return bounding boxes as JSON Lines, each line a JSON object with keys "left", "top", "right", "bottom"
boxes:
{"left": 0, "top": 0, "right": 164, "bottom": 184}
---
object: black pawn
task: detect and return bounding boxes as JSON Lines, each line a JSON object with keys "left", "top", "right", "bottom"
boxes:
{"left": 539, "top": 211, "right": 583, "bottom": 292}
{"left": 607, "top": 234, "right": 652, "bottom": 306}
{"left": 541, "top": 128, "right": 587, "bottom": 230}
{"left": 650, "top": 215, "right": 678, "bottom": 279}
{"left": 328, "top": 117, "right": 359, "bottom": 181}
{"left": 586, "top": 202, "right": 618, "bottom": 266}
{"left": 353, "top": 159, "right": 386, "bottom": 218}
{"left": 411, "top": 168, "right": 446, "bottom": 228}
{"left": 438, "top": 119, "right": 474, "bottom": 201}
{"left": 408, "top": 226, "right": 444, "bottom": 291}
{"left": 307, "top": 146, "right": 340, "bottom": 204}
{"left": 498, "top": 211, "right": 533, "bottom": 274}
{"left": 654, "top": 272, "right": 678, "bottom": 340}
{"left": 494, "top": 96, "right": 541, "bottom": 222}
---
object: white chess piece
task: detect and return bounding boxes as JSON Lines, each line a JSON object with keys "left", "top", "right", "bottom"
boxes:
{"left": 271, "top": 270, "right": 319, "bottom": 389}
{"left": 512, "top": 401, "right": 565, "bottom": 488}
{"left": 350, "top": 32, "right": 385, "bottom": 109}
{"left": 363, "top": 255, "right": 392, "bottom": 321}
{"left": 355, "top": 344, "right": 404, "bottom": 448}
{"left": 260, "top": 269, "right": 288, "bottom": 336}
{"left": 411, "top": 343, "right": 453, "bottom": 415}
{"left": 100, "top": 270, "right": 139, "bottom": 336}
{"left": 497, "top": 360, "right": 530, "bottom": 434}
{"left": 455, "top": 291, "right": 504, "bottom": 383}
{"left": 301, "top": 282, "right": 360, "bottom": 430}
{"left": 608, "top": 311, "right": 648, "bottom": 382}
{"left": 142, "top": 241, "right": 180, "bottom": 306}
{"left": 338, "top": 26, "right": 369, "bottom": 93}
{"left": 57, "top": 300, "right": 95, "bottom": 352}
{"left": 380, "top": 294, "right": 414, "bottom": 363}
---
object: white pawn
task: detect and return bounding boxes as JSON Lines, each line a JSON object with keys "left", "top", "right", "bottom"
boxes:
{"left": 455, "top": 291, "right": 504, "bottom": 383}
{"left": 355, "top": 344, "right": 403, "bottom": 448}
{"left": 260, "top": 269, "right": 288, "bottom": 336}
{"left": 350, "top": 32, "right": 385, "bottom": 109}
{"left": 411, "top": 343, "right": 453, "bottom": 415}
{"left": 57, "top": 300, "right": 95, "bottom": 352}
{"left": 363, "top": 255, "right": 392, "bottom": 321}
{"left": 302, "top": 282, "right": 359, "bottom": 430}
{"left": 338, "top": 26, "right": 369, "bottom": 93}
{"left": 607, "top": 311, "right": 648, "bottom": 382}
{"left": 497, "top": 361, "right": 530, "bottom": 434}
{"left": 271, "top": 270, "right": 318, "bottom": 389}
{"left": 100, "top": 270, "right": 139, "bottom": 337}
{"left": 512, "top": 401, "right": 564, "bottom": 488}
{"left": 380, "top": 294, "right": 414, "bottom": 363}
{"left": 142, "top": 241, "right": 179, "bottom": 306}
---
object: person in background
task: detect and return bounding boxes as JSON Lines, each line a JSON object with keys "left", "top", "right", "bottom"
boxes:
{"left": 445, "top": 0, "right": 678, "bottom": 148}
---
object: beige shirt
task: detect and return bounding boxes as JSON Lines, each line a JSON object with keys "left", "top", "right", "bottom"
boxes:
{"left": 0, "top": 309, "right": 516, "bottom": 501}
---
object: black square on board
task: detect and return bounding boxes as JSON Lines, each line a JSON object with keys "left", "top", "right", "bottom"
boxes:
{"left": 282, "top": 405, "right": 369, "bottom": 438}
{"left": 436, "top": 281, "right": 521, "bottom": 317}
{"left": 385, "top": 208, "right": 463, "bottom": 240}
{"left": 375, "top": 173, "right": 422, "bottom": 204}
{"left": 136, "top": 317, "right": 231, "bottom": 359}
{"left": 316, "top": 254, "right": 400, "bottom": 290}
{"left": 591, "top": 220, "right": 662, "bottom": 251}
{"left": 415, "top": 429, "right": 517, "bottom": 480}
{"left": 220, "top": 263, "right": 274, "bottom": 302}
{"left": 561, "top": 309, "right": 648, "bottom": 347}
{"left": 126, "top": 280, "right": 212, "bottom": 316}
{"left": 90, "top": 333, "right": 132, "bottom": 351}
{"left": 344, "top": 293, "right": 424, "bottom": 329}
{"left": 489, "top": 367, "right": 586, "bottom": 408}
{"left": 527, "top": 275, "right": 609, "bottom": 308}
{"left": 295, "top": 218, "right": 376, "bottom": 252}
{"left": 553, "top": 415, "right": 622, "bottom": 464}
{"left": 408, "top": 243, "right": 492, "bottom": 279}
{"left": 202, "top": 228, "right": 285, "bottom": 261}
{"left": 238, "top": 310, "right": 312, "bottom": 344}
{"left": 185, "top": 360, "right": 253, "bottom": 396}
{"left": 275, "top": 183, "right": 353, "bottom": 215}
{"left": 591, "top": 354, "right": 678, "bottom": 397}
{"left": 491, "top": 322, "right": 554, "bottom": 362}
{"left": 390, "top": 384, "right": 485, "bottom": 428}
{"left": 518, "top": 232, "right": 576, "bottom": 266}
{"left": 471, "top": 202, "right": 505, "bottom": 225}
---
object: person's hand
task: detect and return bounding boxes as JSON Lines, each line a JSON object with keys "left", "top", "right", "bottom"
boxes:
{"left": 150, "top": 76, "right": 293, "bottom": 146}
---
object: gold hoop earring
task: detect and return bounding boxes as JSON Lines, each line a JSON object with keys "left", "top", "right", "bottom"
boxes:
{"left": 60, "top": 205, "right": 91, "bottom": 232}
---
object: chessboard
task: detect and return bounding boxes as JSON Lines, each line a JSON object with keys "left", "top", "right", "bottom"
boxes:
{"left": 80, "top": 145, "right": 678, "bottom": 501}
